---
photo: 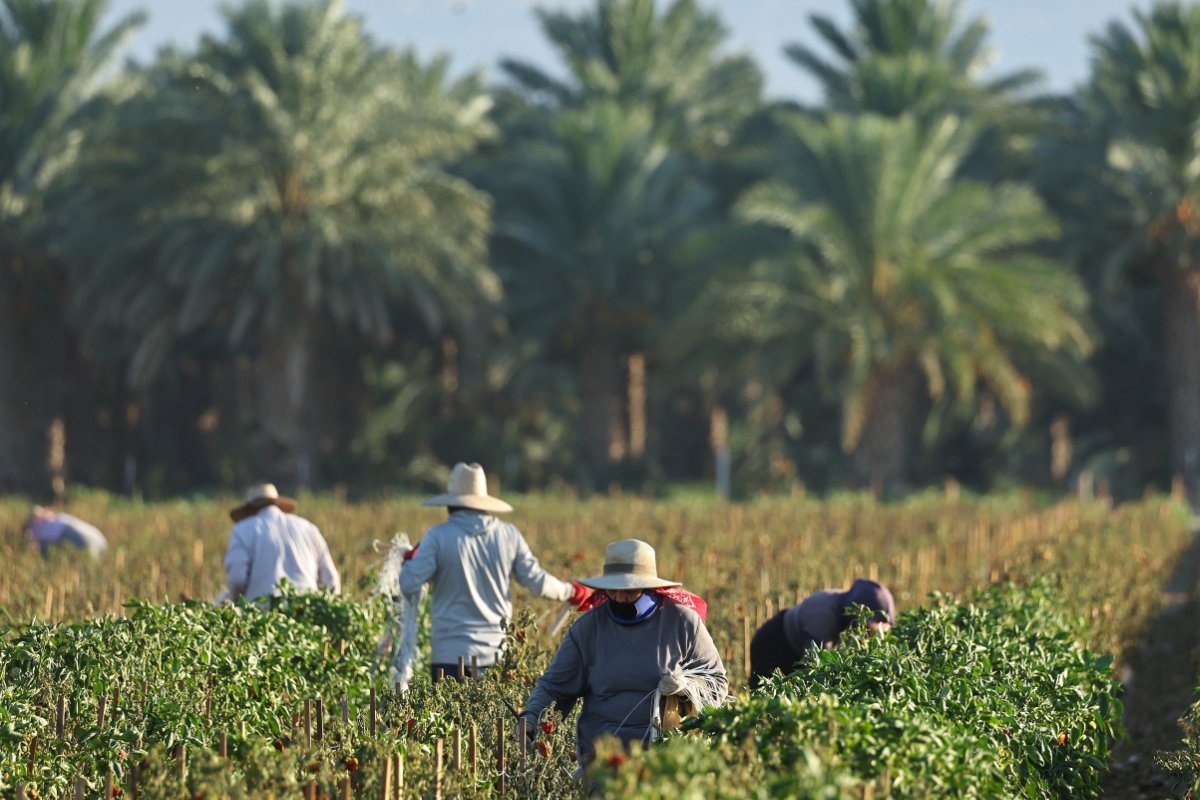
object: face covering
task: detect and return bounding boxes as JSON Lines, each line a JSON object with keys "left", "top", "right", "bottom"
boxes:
{"left": 608, "top": 592, "right": 659, "bottom": 624}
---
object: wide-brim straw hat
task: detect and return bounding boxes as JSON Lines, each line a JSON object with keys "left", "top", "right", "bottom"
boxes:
{"left": 230, "top": 483, "right": 296, "bottom": 522}
{"left": 421, "top": 462, "right": 513, "bottom": 514}
{"left": 579, "top": 538, "right": 681, "bottom": 591}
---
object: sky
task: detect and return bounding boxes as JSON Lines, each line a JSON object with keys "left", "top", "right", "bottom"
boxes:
{"left": 101, "top": 0, "right": 1156, "bottom": 102}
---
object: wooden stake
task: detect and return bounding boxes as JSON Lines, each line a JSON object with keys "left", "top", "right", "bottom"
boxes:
{"left": 454, "top": 727, "right": 462, "bottom": 771}
{"left": 341, "top": 693, "right": 349, "bottom": 724}
{"left": 434, "top": 738, "right": 444, "bottom": 800}
{"left": 742, "top": 615, "right": 751, "bottom": 682}
{"left": 56, "top": 696, "right": 66, "bottom": 739}
{"left": 519, "top": 717, "right": 528, "bottom": 773}
{"left": 470, "top": 722, "right": 478, "bottom": 780}
{"left": 458, "top": 656, "right": 465, "bottom": 680}
{"left": 15, "top": 784, "right": 25, "bottom": 800}
{"left": 471, "top": 655, "right": 479, "bottom": 680}
{"left": 369, "top": 688, "right": 377, "bottom": 737}
{"left": 131, "top": 763, "right": 139, "bottom": 800}
{"left": 219, "top": 731, "right": 228, "bottom": 759}
{"left": 176, "top": 743, "right": 186, "bottom": 779}
{"left": 104, "top": 769, "right": 113, "bottom": 799}
{"left": 73, "top": 778, "right": 85, "bottom": 800}
{"left": 496, "top": 717, "right": 506, "bottom": 794}
{"left": 381, "top": 756, "right": 392, "bottom": 800}
{"left": 304, "top": 699, "right": 313, "bottom": 746}
{"left": 340, "top": 776, "right": 351, "bottom": 800}
{"left": 43, "top": 586, "right": 54, "bottom": 619}
{"left": 316, "top": 698, "right": 325, "bottom": 741}
{"left": 395, "top": 753, "right": 404, "bottom": 798}
{"left": 97, "top": 695, "right": 107, "bottom": 730}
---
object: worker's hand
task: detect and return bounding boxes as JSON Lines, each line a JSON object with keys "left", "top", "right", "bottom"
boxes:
{"left": 568, "top": 581, "right": 592, "bottom": 607}
{"left": 658, "top": 670, "right": 690, "bottom": 697}
{"left": 402, "top": 544, "right": 419, "bottom": 562}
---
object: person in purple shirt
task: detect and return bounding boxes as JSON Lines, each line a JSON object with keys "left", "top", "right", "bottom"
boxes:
{"left": 25, "top": 505, "right": 108, "bottom": 559}
{"left": 749, "top": 578, "right": 896, "bottom": 689}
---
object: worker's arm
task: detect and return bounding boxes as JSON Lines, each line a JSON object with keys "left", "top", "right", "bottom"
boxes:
{"left": 511, "top": 532, "right": 573, "bottom": 602}
{"left": 314, "top": 529, "right": 341, "bottom": 594}
{"left": 223, "top": 526, "right": 252, "bottom": 599}
{"left": 398, "top": 532, "right": 437, "bottom": 595}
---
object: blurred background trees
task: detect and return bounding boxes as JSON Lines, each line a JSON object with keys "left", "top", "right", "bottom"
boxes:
{"left": 1, "top": 0, "right": 1195, "bottom": 501}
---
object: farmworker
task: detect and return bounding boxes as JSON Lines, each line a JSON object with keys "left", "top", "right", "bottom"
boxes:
{"left": 749, "top": 578, "right": 895, "bottom": 689}
{"left": 223, "top": 483, "right": 340, "bottom": 603}
{"left": 519, "top": 538, "right": 728, "bottom": 765}
{"left": 399, "top": 461, "right": 592, "bottom": 682}
{"left": 25, "top": 505, "right": 107, "bottom": 559}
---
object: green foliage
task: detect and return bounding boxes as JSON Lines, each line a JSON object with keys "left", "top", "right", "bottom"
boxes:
{"left": 597, "top": 581, "right": 1122, "bottom": 798}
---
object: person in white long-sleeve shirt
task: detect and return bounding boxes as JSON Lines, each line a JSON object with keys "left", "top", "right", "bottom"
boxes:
{"left": 399, "top": 462, "right": 591, "bottom": 681}
{"left": 223, "top": 483, "right": 340, "bottom": 603}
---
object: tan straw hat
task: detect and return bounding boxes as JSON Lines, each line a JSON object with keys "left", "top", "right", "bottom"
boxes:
{"left": 579, "top": 539, "right": 681, "bottom": 591}
{"left": 421, "top": 462, "right": 513, "bottom": 514}
{"left": 230, "top": 483, "right": 297, "bottom": 522}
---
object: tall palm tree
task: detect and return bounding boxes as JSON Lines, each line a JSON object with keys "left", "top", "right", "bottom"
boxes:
{"left": 787, "top": 0, "right": 1041, "bottom": 117}
{"left": 785, "top": 0, "right": 1045, "bottom": 180}
{"left": 54, "top": 0, "right": 497, "bottom": 484}
{"left": 680, "top": 113, "right": 1094, "bottom": 490}
{"left": 0, "top": 0, "right": 142, "bottom": 492}
{"left": 1082, "top": 1, "right": 1200, "bottom": 501}
{"left": 489, "top": 101, "right": 713, "bottom": 467}
{"left": 491, "top": 0, "right": 760, "bottom": 471}
{"left": 500, "top": 0, "right": 761, "bottom": 160}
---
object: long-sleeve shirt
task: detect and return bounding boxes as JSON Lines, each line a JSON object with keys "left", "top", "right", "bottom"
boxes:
{"left": 29, "top": 513, "right": 107, "bottom": 557}
{"left": 522, "top": 599, "right": 728, "bottom": 763}
{"left": 398, "top": 510, "right": 572, "bottom": 665}
{"left": 782, "top": 589, "right": 842, "bottom": 653}
{"left": 223, "top": 505, "right": 340, "bottom": 602}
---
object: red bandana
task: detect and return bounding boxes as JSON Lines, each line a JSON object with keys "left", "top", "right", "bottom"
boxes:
{"left": 577, "top": 588, "right": 708, "bottom": 623}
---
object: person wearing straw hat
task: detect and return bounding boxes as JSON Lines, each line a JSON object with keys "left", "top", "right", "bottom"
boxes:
{"left": 399, "top": 462, "right": 591, "bottom": 682}
{"left": 519, "top": 538, "right": 728, "bottom": 766}
{"left": 25, "top": 505, "right": 107, "bottom": 559}
{"left": 223, "top": 483, "right": 340, "bottom": 603}
{"left": 749, "top": 578, "right": 895, "bottom": 689}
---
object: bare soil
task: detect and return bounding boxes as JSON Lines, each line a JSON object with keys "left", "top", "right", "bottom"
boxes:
{"left": 1103, "top": 524, "right": 1200, "bottom": 799}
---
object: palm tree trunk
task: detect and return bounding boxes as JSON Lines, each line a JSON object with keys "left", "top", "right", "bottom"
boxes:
{"left": 852, "top": 364, "right": 926, "bottom": 494}
{"left": 1163, "top": 268, "right": 1200, "bottom": 503}
{"left": 257, "top": 312, "right": 315, "bottom": 487}
{"left": 0, "top": 291, "right": 53, "bottom": 494}
{"left": 627, "top": 352, "right": 646, "bottom": 459}
{"left": 581, "top": 336, "right": 626, "bottom": 464}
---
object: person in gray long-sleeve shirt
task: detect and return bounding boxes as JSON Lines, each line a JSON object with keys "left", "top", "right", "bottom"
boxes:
{"left": 749, "top": 578, "right": 895, "bottom": 688}
{"left": 521, "top": 538, "right": 728, "bottom": 765}
{"left": 399, "top": 462, "right": 590, "bottom": 680}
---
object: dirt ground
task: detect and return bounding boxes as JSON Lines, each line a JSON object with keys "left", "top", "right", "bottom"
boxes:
{"left": 1102, "top": 524, "right": 1200, "bottom": 799}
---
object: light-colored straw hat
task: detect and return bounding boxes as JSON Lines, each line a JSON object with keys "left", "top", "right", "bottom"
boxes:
{"left": 421, "top": 462, "right": 513, "bottom": 514}
{"left": 230, "top": 483, "right": 297, "bottom": 522}
{"left": 579, "top": 539, "right": 681, "bottom": 591}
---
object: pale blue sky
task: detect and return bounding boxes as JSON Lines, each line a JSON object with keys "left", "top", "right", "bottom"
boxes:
{"left": 102, "top": 0, "right": 1155, "bottom": 101}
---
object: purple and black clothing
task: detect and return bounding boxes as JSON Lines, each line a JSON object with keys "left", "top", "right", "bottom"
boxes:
{"left": 749, "top": 579, "right": 895, "bottom": 688}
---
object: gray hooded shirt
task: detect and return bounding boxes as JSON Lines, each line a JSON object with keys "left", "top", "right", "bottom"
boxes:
{"left": 522, "top": 598, "right": 728, "bottom": 763}
{"left": 399, "top": 510, "right": 572, "bottom": 665}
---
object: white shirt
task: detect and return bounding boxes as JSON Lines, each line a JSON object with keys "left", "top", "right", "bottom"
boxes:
{"left": 223, "top": 505, "right": 341, "bottom": 602}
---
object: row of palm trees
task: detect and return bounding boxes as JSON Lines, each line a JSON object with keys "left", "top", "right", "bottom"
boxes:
{"left": 1, "top": 0, "right": 1197, "bottom": 499}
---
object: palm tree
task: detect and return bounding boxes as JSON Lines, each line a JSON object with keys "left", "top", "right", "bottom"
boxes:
{"left": 500, "top": 0, "right": 761, "bottom": 160}
{"left": 54, "top": 0, "right": 497, "bottom": 484}
{"left": 785, "top": 0, "right": 1045, "bottom": 179}
{"left": 680, "top": 112, "right": 1094, "bottom": 490}
{"left": 491, "top": 0, "right": 760, "bottom": 472}
{"left": 1082, "top": 1, "right": 1200, "bottom": 501}
{"left": 0, "top": 0, "right": 142, "bottom": 492}
{"left": 489, "top": 101, "right": 713, "bottom": 467}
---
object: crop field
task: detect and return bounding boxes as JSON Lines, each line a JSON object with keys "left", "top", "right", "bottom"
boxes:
{"left": 0, "top": 490, "right": 1195, "bottom": 798}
